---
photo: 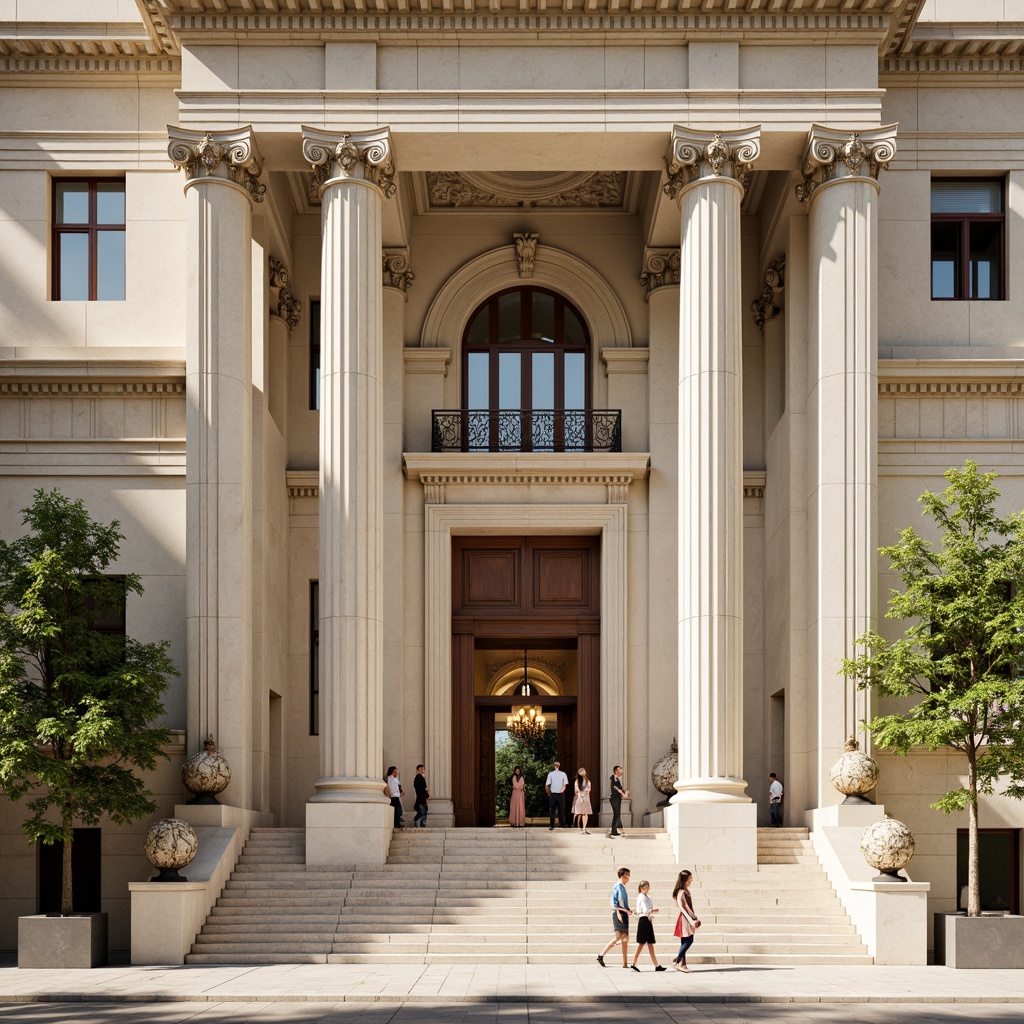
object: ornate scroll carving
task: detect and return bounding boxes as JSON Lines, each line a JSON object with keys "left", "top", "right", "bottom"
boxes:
{"left": 268, "top": 256, "right": 302, "bottom": 329}
{"left": 300, "top": 126, "right": 396, "bottom": 201}
{"left": 382, "top": 248, "right": 414, "bottom": 296}
{"left": 513, "top": 233, "right": 539, "bottom": 278}
{"left": 751, "top": 255, "right": 785, "bottom": 331}
{"left": 796, "top": 124, "right": 899, "bottom": 203}
{"left": 640, "top": 248, "right": 680, "bottom": 296}
{"left": 166, "top": 126, "right": 266, "bottom": 203}
{"left": 664, "top": 126, "right": 761, "bottom": 200}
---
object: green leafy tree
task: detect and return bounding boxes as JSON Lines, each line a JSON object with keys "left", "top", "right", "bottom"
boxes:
{"left": 0, "top": 489, "right": 176, "bottom": 917}
{"left": 842, "top": 461, "right": 1024, "bottom": 916}
{"left": 494, "top": 730, "right": 558, "bottom": 820}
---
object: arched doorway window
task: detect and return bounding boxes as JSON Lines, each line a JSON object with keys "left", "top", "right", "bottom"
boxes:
{"left": 461, "top": 286, "right": 591, "bottom": 451}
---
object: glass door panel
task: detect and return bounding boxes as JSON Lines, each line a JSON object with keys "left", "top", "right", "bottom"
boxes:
{"left": 467, "top": 351, "right": 490, "bottom": 450}
{"left": 498, "top": 352, "right": 522, "bottom": 450}
{"left": 532, "top": 352, "right": 554, "bottom": 450}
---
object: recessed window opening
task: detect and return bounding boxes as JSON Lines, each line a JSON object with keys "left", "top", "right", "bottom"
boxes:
{"left": 52, "top": 178, "right": 126, "bottom": 301}
{"left": 931, "top": 179, "right": 1005, "bottom": 301}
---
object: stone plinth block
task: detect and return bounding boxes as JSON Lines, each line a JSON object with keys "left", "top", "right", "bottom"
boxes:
{"left": 306, "top": 800, "right": 393, "bottom": 868}
{"left": 129, "top": 882, "right": 209, "bottom": 965}
{"left": 665, "top": 801, "right": 757, "bottom": 865}
{"left": 934, "top": 913, "right": 1024, "bottom": 969}
{"left": 849, "top": 881, "right": 930, "bottom": 965}
{"left": 18, "top": 913, "right": 107, "bottom": 969}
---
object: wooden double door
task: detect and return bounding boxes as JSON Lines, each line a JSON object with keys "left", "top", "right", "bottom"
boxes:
{"left": 450, "top": 536, "right": 601, "bottom": 827}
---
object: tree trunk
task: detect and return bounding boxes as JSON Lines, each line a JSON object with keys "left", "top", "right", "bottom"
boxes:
{"left": 61, "top": 813, "right": 73, "bottom": 917}
{"left": 967, "top": 757, "right": 980, "bottom": 918}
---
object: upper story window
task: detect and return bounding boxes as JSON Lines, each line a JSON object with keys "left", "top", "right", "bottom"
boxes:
{"left": 461, "top": 286, "right": 590, "bottom": 451}
{"left": 52, "top": 178, "right": 126, "bottom": 301}
{"left": 931, "top": 179, "right": 1004, "bottom": 301}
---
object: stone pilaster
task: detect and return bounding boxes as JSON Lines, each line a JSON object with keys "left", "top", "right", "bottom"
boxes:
{"left": 301, "top": 126, "right": 396, "bottom": 866}
{"left": 798, "top": 124, "right": 897, "bottom": 808}
{"left": 664, "top": 126, "right": 760, "bottom": 863}
{"left": 167, "top": 125, "right": 264, "bottom": 811}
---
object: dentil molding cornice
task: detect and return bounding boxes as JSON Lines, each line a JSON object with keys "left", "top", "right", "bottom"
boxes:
{"left": 664, "top": 127, "right": 761, "bottom": 200}
{"left": 796, "top": 124, "right": 898, "bottom": 203}
{"left": 166, "top": 126, "right": 266, "bottom": 203}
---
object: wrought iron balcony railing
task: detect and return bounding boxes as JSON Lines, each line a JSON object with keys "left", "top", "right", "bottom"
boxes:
{"left": 431, "top": 409, "right": 622, "bottom": 453}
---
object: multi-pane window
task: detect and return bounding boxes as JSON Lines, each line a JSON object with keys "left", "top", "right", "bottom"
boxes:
{"left": 931, "top": 179, "right": 1004, "bottom": 300}
{"left": 461, "top": 286, "right": 590, "bottom": 451}
{"left": 309, "top": 299, "right": 321, "bottom": 411}
{"left": 52, "top": 179, "right": 126, "bottom": 301}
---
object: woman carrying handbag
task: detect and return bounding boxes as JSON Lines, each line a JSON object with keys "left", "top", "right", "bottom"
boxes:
{"left": 671, "top": 869, "right": 700, "bottom": 973}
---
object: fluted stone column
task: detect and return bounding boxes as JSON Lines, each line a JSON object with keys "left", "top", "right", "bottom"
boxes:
{"left": 301, "top": 126, "right": 396, "bottom": 866}
{"left": 798, "top": 125, "right": 897, "bottom": 812}
{"left": 664, "top": 126, "right": 760, "bottom": 864}
{"left": 167, "top": 126, "right": 265, "bottom": 812}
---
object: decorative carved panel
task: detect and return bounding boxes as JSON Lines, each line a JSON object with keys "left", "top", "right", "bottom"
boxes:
{"left": 461, "top": 549, "right": 520, "bottom": 609}
{"left": 534, "top": 550, "right": 588, "bottom": 608}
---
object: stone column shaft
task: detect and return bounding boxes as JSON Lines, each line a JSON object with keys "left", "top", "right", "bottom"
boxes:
{"left": 301, "top": 128, "right": 396, "bottom": 864}
{"left": 667, "top": 127, "right": 759, "bottom": 805}
{"left": 798, "top": 124, "right": 897, "bottom": 806}
{"left": 168, "top": 126, "right": 264, "bottom": 810}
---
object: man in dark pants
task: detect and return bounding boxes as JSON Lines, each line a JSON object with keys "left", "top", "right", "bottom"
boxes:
{"left": 413, "top": 763, "right": 429, "bottom": 828}
{"left": 545, "top": 761, "right": 569, "bottom": 830}
{"left": 609, "top": 765, "right": 629, "bottom": 837}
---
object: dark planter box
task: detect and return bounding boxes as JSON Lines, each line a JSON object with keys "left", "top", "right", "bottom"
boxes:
{"left": 934, "top": 912, "right": 1024, "bottom": 968}
{"left": 18, "top": 913, "right": 108, "bottom": 969}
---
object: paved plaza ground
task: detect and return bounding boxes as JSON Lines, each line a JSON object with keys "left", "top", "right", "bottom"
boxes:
{"left": 1, "top": 965, "right": 1023, "bottom": 1022}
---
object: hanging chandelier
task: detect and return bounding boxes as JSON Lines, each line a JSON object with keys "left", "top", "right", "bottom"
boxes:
{"left": 506, "top": 647, "right": 546, "bottom": 743}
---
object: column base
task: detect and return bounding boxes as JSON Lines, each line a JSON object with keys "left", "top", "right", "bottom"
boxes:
{"left": 422, "top": 799, "right": 454, "bottom": 828}
{"left": 665, "top": 801, "right": 757, "bottom": 865}
{"left": 306, "top": 801, "right": 393, "bottom": 867}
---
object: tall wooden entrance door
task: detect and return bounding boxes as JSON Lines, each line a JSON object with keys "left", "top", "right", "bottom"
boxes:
{"left": 451, "top": 536, "right": 601, "bottom": 827}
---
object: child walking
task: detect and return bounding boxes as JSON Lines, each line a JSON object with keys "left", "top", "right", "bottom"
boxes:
{"left": 631, "top": 880, "right": 667, "bottom": 972}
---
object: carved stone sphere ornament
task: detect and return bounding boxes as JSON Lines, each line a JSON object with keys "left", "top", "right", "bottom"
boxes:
{"left": 829, "top": 737, "right": 879, "bottom": 803}
{"left": 143, "top": 818, "right": 198, "bottom": 882}
{"left": 651, "top": 738, "right": 679, "bottom": 807}
{"left": 860, "top": 817, "right": 915, "bottom": 882}
{"left": 182, "top": 734, "right": 231, "bottom": 804}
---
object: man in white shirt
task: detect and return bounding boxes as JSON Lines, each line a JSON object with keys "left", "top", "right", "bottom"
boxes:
{"left": 768, "top": 772, "right": 784, "bottom": 828}
{"left": 545, "top": 760, "right": 569, "bottom": 830}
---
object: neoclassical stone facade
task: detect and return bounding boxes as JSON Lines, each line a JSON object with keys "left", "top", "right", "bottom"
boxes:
{"left": 2, "top": 0, "right": 1024, "bottom": 954}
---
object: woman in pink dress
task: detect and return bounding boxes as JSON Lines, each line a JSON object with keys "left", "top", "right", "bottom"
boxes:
{"left": 509, "top": 765, "right": 526, "bottom": 827}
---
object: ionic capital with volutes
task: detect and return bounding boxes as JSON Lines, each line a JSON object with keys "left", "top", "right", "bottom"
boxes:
{"left": 664, "top": 126, "right": 761, "bottom": 201}
{"left": 796, "top": 124, "right": 898, "bottom": 203}
{"left": 166, "top": 125, "right": 266, "bottom": 203}
{"left": 640, "top": 248, "right": 680, "bottom": 297}
{"left": 751, "top": 255, "right": 785, "bottom": 332}
{"left": 301, "top": 126, "right": 396, "bottom": 201}
{"left": 382, "top": 248, "right": 414, "bottom": 298}
{"left": 269, "top": 257, "right": 302, "bottom": 329}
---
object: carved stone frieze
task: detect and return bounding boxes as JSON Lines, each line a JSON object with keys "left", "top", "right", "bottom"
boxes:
{"left": 382, "top": 248, "right": 415, "bottom": 297}
{"left": 664, "top": 126, "right": 761, "bottom": 200}
{"left": 427, "top": 171, "right": 626, "bottom": 209}
{"left": 268, "top": 256, "right": 302, "bottom": 329}
{"left": 301, "top": 126, "right": 396, "bottom": 201}
{"left": 751, "top": 254, "right": 785, "bottom": 331}
{"left": 166, "top": 126, "right": 266, "bottom": 203}
{"left": 640, "top": 248, "right": 680, "bottom": 296}
{"left": 513, "top": 233, "right": 539, "bottom": 279}
{"left": 796, "top": 124, "right": 899, "bottom": 203}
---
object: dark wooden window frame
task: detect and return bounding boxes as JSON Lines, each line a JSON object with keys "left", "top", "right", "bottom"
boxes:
{"left": 461, "top": 286, "right": 592, "bottom": 447}
{"left": 931, "top": 177, "right": 1006, "bottom": 301}
{"left": 309, "top": 298, "right": 321, "bottom": 411}
{"left": 309, "top": 580, "right": 319, "bottom": 736}
{"left": 51, "top": 177, "right": 126, "bottom": 301}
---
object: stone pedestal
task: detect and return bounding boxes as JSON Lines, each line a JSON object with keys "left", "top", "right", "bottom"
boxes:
{"left": 167, "top": 126, "right": 265, "bottom": 812}
{"left": 301, "top": 127, "right": 397, "bottom": 863}
{"left": 664, "top": 126, "right": 760, "bottom": 863}
{"left": 18, "top": 914, "right": 107, "bottom": 969}
{"left": 798, "top": 124, "right": 898, "bottom": 804}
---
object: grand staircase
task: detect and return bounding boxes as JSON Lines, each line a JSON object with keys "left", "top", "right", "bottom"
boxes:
{"left": 185, "top": 825, "right": 871, "bottom": 965}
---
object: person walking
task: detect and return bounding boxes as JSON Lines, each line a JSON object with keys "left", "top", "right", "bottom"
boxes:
{"left": 631, "top": 880, "right": 667, "bottom": 972}
{"left": 596, "top": 867, "right": 632, "bottom": 968}
{"left": 768, "top": 772, "right": 784, "bottom": 827}
{"left": 412, "top": 763, "right": 429, "bottom": 828}
{"left": 509, "top": 765, "right": 526, "bottom": 828}
{"left": 572, "top": 767, "right": 593, "bottom": 834}
{"left": 608, "top": 765, "right": 629, "bottom": 837}
{"left": 383, "top": 766, "right": 404, "bottom": 830}
{"left": 671, "top": 870, "right": 700, "bottom": 973}
{"left": 545, "top": 760, "right": 569, "bottom": 830}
